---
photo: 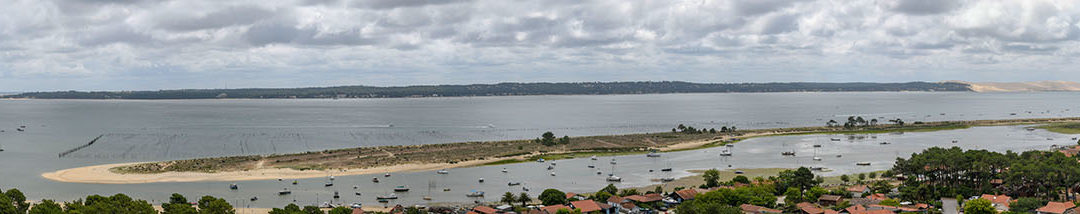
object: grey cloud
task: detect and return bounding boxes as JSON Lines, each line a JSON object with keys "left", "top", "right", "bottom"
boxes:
{"left": 243, "top": 23, "right": 374, "bottom": 46}
{"left": 733, "top": 0, "right": 808, "bottom": 16}
{"left": 77, "top": 24, "right": 154, "bottom": 46}
{"left": 348, "top": 0, "right": 470, "bottom": 9}
{"left": 155, "top": 6, "right": 275, "bottom": 32}
{"left": 887, "top": 0, "right": 961, "bottom": 15}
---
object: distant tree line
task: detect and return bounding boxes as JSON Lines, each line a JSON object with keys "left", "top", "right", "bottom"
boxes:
{"left": 892, "top": 146, "right": 1080, "bottom": 202}
{"left": 2, "top": 81, "right": 972, "bottom": 99}
{"left": 672, "top": 124, "right": 736, "bottom": 134}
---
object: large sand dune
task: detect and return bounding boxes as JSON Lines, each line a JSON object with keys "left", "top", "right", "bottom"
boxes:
{"left": 962, "top": 81, "right": 1080, "bottom": 92}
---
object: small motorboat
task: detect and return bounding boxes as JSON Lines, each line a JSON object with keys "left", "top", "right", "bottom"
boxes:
{"left": 372, "top": 177, "right": 379, "bottom": 183}
{"left": 596, "top": 171, "right": 602, "bottom": 175}
{"left": 376, "top": 193, "right": 398, "bottom": 200}
{"left": 725, "top": 144, "right": 734, "bottom": 148}
{"left": 660, "top": 168, "right": 672, "bottom": 172}
{"left": 423, "top": 196, "right": 432, "bottom": 200}
{"left": 522, "top": 187, "right": 530, "bottom": 191}
{"left": 249, "top": 197, "right": 258, "bottom": 201}
{"left": 810, "top": 167, "right": 826, "bottom": 171}
{"left": 329, "top": 176, "right": 335, "bottom": 181}
{"left": 830, "top": 138, "right": 841, "bottom": 141}
{"left": 836, "top": 154, "right": 843, "bottom": 158}
{"left": 325, "top": 182, "right": 333, "bottom": 187}
{"left": 393, "top": 186, "right": 409, "bottom": 192}
{"left": 952, "top": 140, "right": 959, "bottom": 143}
{"left": 781, "top": 151, "right": 796, "bottom": 156}
{"left": 879, "top": 142, "right": 890, "bottom": 145}
{"left": 277, "top": 178, "right": 283, "bottom": 181}
{"left": 384, "top": 173, "right": 391, "bottom": 177}
{"left": 856, "top": 162, "right": 872, "bottom": 166}
{"left": 443, "top": 188, "right": 451, "bottom": 192}
{"left": 550, "top": 172, "right": 556, "bottom": 176}
{"left": 437, "top": 169, "right": 449, "bottom": 174}
{"left": 229, "top": 183, "right": 238, "bottom": 190}
{"left": 353, "top": 185, "right": 359, "bottom": 189}
{"left": 501, "top": 168, "right": 508, "bottom": 173}
{"left": 719, "top": 150, "right": 732, "bottom": 156}
{"left": 590, "top": 156, "right": 598, "bottom": 160}
{"left": 507, "top": 182, "right": 521, "bottom": 186}
{"left": 536, "top": 158, "right": 545, "bottom": 163}
{"left": 646, "top": 152, "right": 661, "bottom": 157}
{"left": 813, "top": 157, "right": 822, "bottom": 161}
{"left": 551, "top": 161, "right": 557, "bottom": 166}
{"left": 610, "top": 160, "right": 617, "bottom": 165}
{"left": 478, "top": 178, "right": 485, "bottom": 183}
{"left": 278, "top": 188, "right": 292, "bottom": 195}
{"left": 813, "top": 144, "right": 822, "bottom": 148}
{"left": 1027, "top": 127, "right": 1036, "bottom": 131}
{"left": 660, "top": 178, "right": 675, "bottom": 182}
{"left": 333, "top": 191, "right": 340, "bottom": 199}
{"left": 350, "top": 203, "right": 363, "bottom": 209}
{"left": 734, "top": 170, "right": 744, "bottom": 174}
{"left": 606, "top": 176, "right": 622, "bottom": 182}
{"left": 547, "top": 165, "right": 554, "bottom": 170}
{"left": 355, "top": 192, "right": 362, "bottom": 196}
{"left": 377, "top": 198, "right": 389, "bottom": 203}
{"left": 466, "top": 191, "right": 485, "bottom": 197}
{"left": 587, "top": 165, "right": 595, "bottom": 168}
{"left": 292, "top": 180, "right": 298, "bottom": 185}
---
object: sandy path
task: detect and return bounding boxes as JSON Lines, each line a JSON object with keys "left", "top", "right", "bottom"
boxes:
{"left": 42, "top": 155, "right": 530, "bottom": 184}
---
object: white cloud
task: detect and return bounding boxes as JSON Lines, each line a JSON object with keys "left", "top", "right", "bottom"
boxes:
{"left": 0, "top": 0, "right": 1079, "bottom": 91}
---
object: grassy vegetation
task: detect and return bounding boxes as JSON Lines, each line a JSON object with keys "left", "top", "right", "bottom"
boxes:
{"left": 1035, "top": 122, "right": 1080, "bottom": 134}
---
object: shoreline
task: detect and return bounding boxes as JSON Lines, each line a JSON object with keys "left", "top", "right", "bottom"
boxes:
{"left": 42, "top": 117, "right": 1080, "bottom": 184}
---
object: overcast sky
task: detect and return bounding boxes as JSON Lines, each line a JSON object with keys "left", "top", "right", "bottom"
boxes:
{"left": 1, "top": 0, "right": 1078, "bottom": 91}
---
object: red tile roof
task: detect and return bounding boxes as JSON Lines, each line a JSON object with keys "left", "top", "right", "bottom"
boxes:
{"left": 1036, "top": 202, "right": 1076, "bottom": 214}
{"left": 980, "top": 194, "right": 1011, "bottom": 207}
{"left": 819, "top": 194, "right": 843, "bottom": 202}
{"left": 607, "top": 196, "right": 624, "bottom": 204}
{"left": 798, "top": 202, "right": 826, "bottom": 214}
{"left": 675, "top": 189, "right": 698, "bottom": 200}
{"left": 566, "top": 192, "right": 577, "bottom": 199}
{"left": 473, "top": 206, "right": 498, "bottom": 214}
{"left": 741, "top": 204, "right": 783, "bottom": 213}
{"left": 541, "top": 205, "right": 570, "bottom": 214}
{"left": 570, "top": 200, "right": 603, "bottom": 213}
{"left": 866, "top": 193, "right": 888, "bottom": 200}
{"left": 847, "top": 185, "right": 869, "bottom": 192}
{"left": 625, "top": 194, "right": 661, "bottom": 202}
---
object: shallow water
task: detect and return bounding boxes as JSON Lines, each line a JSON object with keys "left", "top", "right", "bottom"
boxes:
{"left": 1, "top": 92, "right": 1079, "bottom": 207}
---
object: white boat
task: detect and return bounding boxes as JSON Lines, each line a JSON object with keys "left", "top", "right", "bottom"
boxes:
{"left": 376, "top": 193, "right": 398, "bottom": 200}
{"left": 350, "top": 203, "right": 363, "bottom": 208}
{"left": 606, "top": 176, "right": 622, "bottom": 182}
{"left": 501, "top": 168, "right": 508, "bottom": 173}
{"left": 436, "top": 169, "right": 449, "bottom": 174}
{"left": 384, "top": 173, "right": 391, "bottom": 177}
{"left": 646, "top": 152, "right": 661, "bottom": 157}
{"left": 719, "top": 150, "right": 732, "bottom": 156}
{"left": 660, "top": 178, "right": 675, "bottom": 182}
{"left": 393, "top": 186, "right": 410, "bottom": 192}
{"left": 590, "top": 156, "right": 598, "bottom": 160}
{"left": 478, "top": 178, "right": 484, "bottom": 183}
{"left": 329, "top": 175, "right": 335, "bottom": 180}
{"left": 813, "top": 144, "right": 822, "bottom": 148}
{"left": 229, "top": 183, "right": 238, "bottom": 190}
{"left": 372, "top": 177, "right": 379, "bottom": 183}
{"left": 278, "top": 188, "right": 292, "bottom": 195}
{"left": 550, "top": 172, "right": 556, "bottom": 176}
{"left": 325, "top": 182, "right": 333, "bottom": 187}
{"left": 550, "top": 161, "right": 556, "bottom": 166}
{"left": 813, "top": 157, "right": 822, "bottom": 161}
{"left": 781, "top": 151, "right": 796, "bottom": 156}
{"left": 466, "top": 191, "right": 485, "bottom": 197}
{"left": 536, "top": 158, "right": 545, "bottom": 162}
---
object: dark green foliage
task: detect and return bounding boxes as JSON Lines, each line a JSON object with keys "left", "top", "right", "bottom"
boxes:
{"left": 3, "top": 189, "right": 27, "bottom": 214}
{"left": 0, "top": 192, "right": 17, "bottom": 214}
{"left": 518, "top": 192, "right": 532, "bottom": 206}
{"left": 28, "top": 200, "right": 63, "bottom": 214}
{"left": 2, "top": 82, "right": 972, "bottom": 99}
{"left": 893, "top": 146, "right": 1080, "bottom": 202}
{"left": 676, "top": 186, "right": 775, "bottom": 214}
{"left": 540, "top": 189, "right": 567, "bottom": 205}
{"left": 196, "top": 196, "right": 235, "bottom": 214}
{"left": 63, "top": 194, "right": 157, "bottom": 214}
{"left": 1009, "top": 197, "right": 1048, "bottom": 213}
{"left": 162, "top": 203, "right": 198, "bottom": 214}
{"left": 502, "top": 192, "right": 517, "bottom": 205}
{"left": 559, "top": 136, "right": 570, "bottom": 145}
{"left": 600, "top": 184, "right": 618, "bottom": 195}
{"left": 302, "top": 206, "right": 323, "bottom": 214}
{"left": 328, "top": 207, "right": 352, "bottom": 214}
{"left": 964, "top": 198, "right": 996, "bottom": 214}
{"left": 731, "top": 175, "right": 750, "bottom": 184}
{"left": 703, "top": 169, "right": 721, "bottom": 187}
{"left": 537, "top": 132, "right": 557, "bottom": 146}
{"left": 618, "top": 189, "right": 639, "bottom": 197}
{"left": 268, "top": 204, "right": 303, "bottom": 214}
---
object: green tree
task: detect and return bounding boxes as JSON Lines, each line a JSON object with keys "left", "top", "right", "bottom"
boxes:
{"left": 558, "top": 136, "right": 570, "bottom": 145}
{"left": 302, "top": 206, "right": 323, "bottom": 214}
{"left": 599, "top": 184, "right": 618, "bottom": 195}
{"left": 502, "top": 192, "right": 517, "bottom": 206}
{"left": 806, "top": 187, "right": 828, "bottom": 201}
{"left": 618, "top": 189, "right": 639, "bottom": 197}
{"left": 64, "top": 194, "right": 156, "bottom": 214}
{"left": 703, "top": 169, "right": 722, "bottom": 188}
{"left": 964, "top": 198, "right": 997, "bottom": 214}
{"left": 268, "top": 204, "right": 303, "bottom": 214}
{"left": 328, "top": 207, "right": 353, "bottom": 214}
{"left": 518, "top": 192, "right": 532, "bottom": 206}
{"left": 540, "top": 189, "right": 567, "bottom": 206}
{"left": 783, "top": 187, "right": 804, "bottom": 205}
{"left": 28, "top": 200, "right": 64, "bottom": 214}
{"left": 869, "top": 172, "right": 877, "bottom": 179}
{"left": 592, "top": 191, "right": 612, "bottom": 202}
{"left": 537, "top": 132, "right": 557, "bottom": 146}
{"left": 163, "top": 203, "right": 197, "bottom": 214}
{"left": 1009, "top": 198, "right": 1048, "bottom": 213}
{"left": 0, "top": 192, "right": 18, "bottom": 214}
{"left": 198, "top": 196, "right": 234, "bottom": 214}
{"left": 732, "top": 175, "right": 750, "bottom": 184}
{"left": 840, "top": 174, "right": 850, "bottom": 183}
{"left": 555, "top": 208, "right": 582, "bottom": 214}
{"left": 870, "top": 180, "right": 893, "bottom": 194}
{"left": 169, "top": 193, "right": 188, "bottom": 204}
{"left": 857, "top": 173, "right": 865, "bottom": 182}
{"left": 5, "top": 189, "right": 27, "bottom": 214}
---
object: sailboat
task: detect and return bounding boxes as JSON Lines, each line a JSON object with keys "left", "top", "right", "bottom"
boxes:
{"left": 424, "top": 180, "right": 434, "bottom": 200}
{"left": 719, "top": 149, "right": 732, "bottom": 156}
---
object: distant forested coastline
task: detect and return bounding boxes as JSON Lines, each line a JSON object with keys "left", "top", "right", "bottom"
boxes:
{"left": 0, "top": 81, "right": 971, "bottom": 99}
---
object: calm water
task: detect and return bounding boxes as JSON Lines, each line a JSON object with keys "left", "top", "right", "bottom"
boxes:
{"left": 1, "top": 92, "right": 1079, "bottom": 207}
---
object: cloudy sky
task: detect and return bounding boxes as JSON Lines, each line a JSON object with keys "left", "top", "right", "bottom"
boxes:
{"left": 1, "top": 0, "right": 1079, "bottom": 91}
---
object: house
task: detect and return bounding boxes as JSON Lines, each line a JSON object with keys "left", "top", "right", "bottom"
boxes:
{"left": 1036, "top": 202, "right": 1077, "bottom": 214}
{"left": 866, "top": 193, "right": 888, "bottom": 201}
{"left": 473, "top": 206, "right": 499, "bottom": 214}
{"left": 671, "top": 189, "right": 699, "bottom": 203}
{"left": 571, "top": 200, "right": 614, "bottom": 214}
{"left": 566, "top": 192, "right": 587, "bottom": 201}
{"left": 818, "top": 195, "right": 843, "bottom": 206}
{"left": 980, "top": 194, "right": 1011, "bottom": 212}
{"left": 624, "top": 194, "right": 662, "bottom": 203}
{"left": 740, "top": 204, "right": 783, "bottom": 214}
{"left": 847, "top": 185, "right": 870, "bottom": 198}
{"left": 797, "top": 202, "right": 839, "bottom": 214}
{"left": 541, "top": 205, "right": 571, "bottom": 214}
